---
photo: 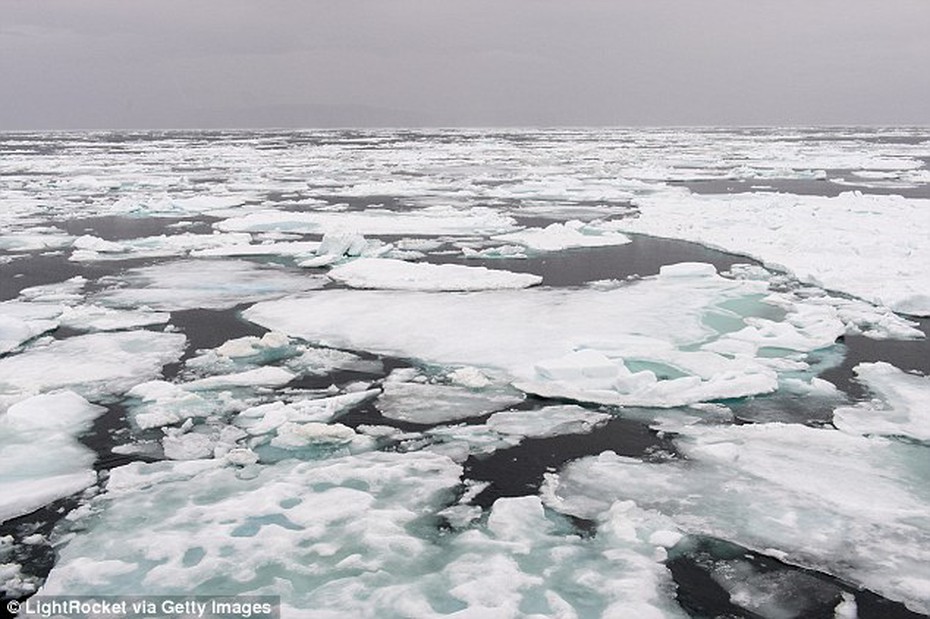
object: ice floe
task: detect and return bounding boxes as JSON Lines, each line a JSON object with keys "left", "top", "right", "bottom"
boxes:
{"left": 0, "top": 392, "right": 102, "bottom": 523}
{"left": 95, "top": 260, "right": 326, "bottom": 311}
{"left": 492, "top": 220, "right": 631, "bottom": 252}
{"left": 377, "top": 381, "right": 524, "bottom": 425}
{"left": 833, "top": 362, "right": 930, "bottom": 442}
{"left": 70, "top": 232, "right": 253, "bottom": 262}
{"left": 327, "top": 258, "right": 542, "bottom": 291}
{"left": 245, "top": 263, "right": 855, "bottom": 408}
{"left": 0, "top": 331, "right": 186, "bottom": 409}
{"left": 543, "top": 422, "right": 930, "bottom": 614}
{"left": 625, "top": 191, "right": 930, "bottom": 316}
{"left": 216, "top": 206, "right": 518, "bottom": 236}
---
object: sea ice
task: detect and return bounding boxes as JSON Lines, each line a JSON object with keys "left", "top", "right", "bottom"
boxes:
{"left": 486, "top": 405, "right": 611, "bottom": 438}
{"left": 95, "top": 260, "right": 326, "bottom": 311}
{"left": 0, "top": 391, "right": 103, "bottom": 523}
{"left": 70, "top": 232, "right": 253, "bottom": 262}
{"left": 624, "top": 190, "right": 930, "bottom": 316}
{"left": 327, "top": 258, "right": 542, "bottom": 291}
{"left": 543, "top": 422, "right": 930, "bottom": 614}
{"left": 377, "top": 381, "right": 524, "bottom": 425}
{"left": 0, "top": 331, "right": 186, "bottom": 409}
{"left": 492, "top": 220, "right": 632, "bottom": 252}
{"left": 246, "top": 264, "right": 832, "bottom": 408}
{"left": 216, "top": 206, "right": 518, "bottom": 236}
{"left": 833, "top": 362, "right": 930, "bottom": 442}
{"left": 40, "top": 453, "right": 688, "bottom": 617}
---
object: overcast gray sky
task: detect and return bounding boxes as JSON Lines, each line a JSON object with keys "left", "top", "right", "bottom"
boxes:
{"left": 2, "top": 0, "right": 929, "bottom": 129}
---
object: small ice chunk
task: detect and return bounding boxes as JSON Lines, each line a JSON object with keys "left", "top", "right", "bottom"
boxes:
{"left": 184, "top": 367, "right": 296, "bottom": 391}
{"left": 378, "top": 382, "right": 524, "bottom": 425}
{"left": 487, "top": 405, "right": 610, "bottom": 439}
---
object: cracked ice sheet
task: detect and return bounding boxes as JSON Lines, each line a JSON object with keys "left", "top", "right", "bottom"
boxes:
{"left": 215, "top": 206, "right": 518, "bottom": 236}
{"left": 327, "top": 258, "right": 542, "bottom": 291}
{"left": 245, "top": 264, "right": 851, "bottom": 409}
{"left": 0, "top": 392, "right": 103, "bottom": 523}
{"left": 41, "top": 455, "right": 686, "bottom": 617}
{"left": 94, "top": 259, "right": 327, "bottom": 311}
{"left": 542, "top": 423, "right": 930, "bottom": 614}
{"left": 0, "top": 331, "right": 186, "bottom": 410}
{"left": 624, "top": 190, "right": 930, "bottom": 316}
{"left": 834, "top": 362, "right": 930, "bottom": 442}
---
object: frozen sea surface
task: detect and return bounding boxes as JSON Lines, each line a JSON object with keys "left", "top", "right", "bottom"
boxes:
{"left": 1, "top": 128, "right": 929, "bottom": 617}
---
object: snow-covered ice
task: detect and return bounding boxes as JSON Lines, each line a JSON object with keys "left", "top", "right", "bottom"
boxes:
{"left": 543, "top": 422, "right": 930, "bottom": 614}
{"left": 246, "top": 263, "right": 852, "bottom": 408}
{"left": 492, "top": 220, "right": 632, "bottom": 252}
{"left": 0, "top": 392, "right": 103, "bottom": 523}
{"left": 833, "top": 362, "right": 930, "bottom": 442}
{"left": 216, "top": 206, "right": 518, "bottom": 236}
{"left": 624, "top": 190, "right": 930, "bottom": 316}
{"left": 0, "top": 331, "right": 186, "bottom": 409}
{"left": 327, "top": 258, "right": 542, "bottom": 291}
{"left": 95, "top": 260, "right": 326, "bottom": 311}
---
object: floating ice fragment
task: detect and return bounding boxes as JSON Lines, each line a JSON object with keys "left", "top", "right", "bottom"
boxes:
{"left": 486, "top": 405, "right": 610, "bottom": 438}
{"left": 327, "top": 258, "right": 542, "bottom": 291}
{"left": 0, "top": 331, "right": 186, "bottom": 409}
{"left": 184, "top": 367, "right": 296, "bottom": 391}
{"left": 377, "top": 382, "right": 524, "bottom": 424}
{"left": 95, "top": 260, "right": 325, "bottom": 311}
{"left": 493, "top": 220, "right": 632, "bottom": 252}
{"left": 833, "top": 362, "right": 930, "bottom": 442}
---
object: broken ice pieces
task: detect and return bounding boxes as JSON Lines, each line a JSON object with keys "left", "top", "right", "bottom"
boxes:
{"left": 40, "top": 453, "right": 688, "bottom": 617}
{"left": 0, "top": 330, "right": 186, "bottom": 409}
{"left": 543, "top": 422, "right": 930, "bottom": 614}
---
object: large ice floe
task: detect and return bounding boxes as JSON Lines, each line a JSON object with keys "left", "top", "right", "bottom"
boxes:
{"left": 246, "top": 262, "right": 864, "bottom": 409}
{"left": 0, "top": 391, "right": 103, "bottom": 522}
{"left": 624, "top": 190, "right": 930, "bottom": 316}
{"left": 542, "top": 420, "right": 930, "bottom": 614}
